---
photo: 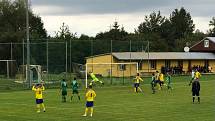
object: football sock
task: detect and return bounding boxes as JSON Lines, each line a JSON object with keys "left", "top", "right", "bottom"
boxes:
{"left": 41, "top": 103, "right": 45, "bottom": 111}
{"left": 36, "top": 104, "right": 40, "bottom": 112}
{"left": 198, "top": 97, "right": 200, "bottom": 103}
{"left": 84, "top": 108, "right": 89, "bottom": 115}
{"left": 90, "top": 108, "right": 93, "bottom": 116}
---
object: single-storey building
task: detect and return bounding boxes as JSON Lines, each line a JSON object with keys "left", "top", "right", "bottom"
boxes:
{"left": 86, "top": 37, "right": 215, "bottom": 77}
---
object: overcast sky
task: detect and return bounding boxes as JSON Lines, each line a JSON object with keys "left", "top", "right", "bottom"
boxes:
{"left": 31, "top": 0, "right": 215, "bottom": 37}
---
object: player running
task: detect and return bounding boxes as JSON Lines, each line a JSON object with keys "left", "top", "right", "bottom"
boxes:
{"left": 71, "top": 77, "right": 81, "bottom": 101}
{"left": 133, "top": 73, "right": 144, "bottom": 93}
{"left": 32, "top": 83, "right": 46, "bottom": 113}
{"left": 89, "top": 72, "right": 104, "bottom": 86}
{"left": 60, "top": 79, "right": 68, "bottom": 102}
{"left": 82, "top": 85, "right": 96, "bottom": 117}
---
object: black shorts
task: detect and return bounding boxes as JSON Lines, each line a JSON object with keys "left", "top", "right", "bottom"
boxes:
{"left": 62, "top": 91, "right": 67, "bottom": 96}
{"left": 134, "top": 83, "right": 140, "bottom": 88}
{"left": 73, "top": 90, "right": 79, "bottom": 94}
{"left": 86, "top": 101, "right": 94, "bottom": 107}
{"left": 155, "top": 80, "right": 160, "bottom": 84}
{"left": 192, "top": 91, "right": 200, "bottom": 96}
{"left": 36, "top": 99, "right": 43, "bottom": 104}
{"left": 160, "top": 81, "right": 164, "bottom": 85}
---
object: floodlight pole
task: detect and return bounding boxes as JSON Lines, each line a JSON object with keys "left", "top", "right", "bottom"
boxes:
{"left": 26, "top": 0, "right": 31, "bottom": 88}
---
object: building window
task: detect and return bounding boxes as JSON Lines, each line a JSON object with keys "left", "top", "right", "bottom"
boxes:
{"left": 119, "top": 64, "right": 126, "bottom": 71}
{"left": 150, "top": 60, "right": 156, "bottom": 69}
{"left": 165, "top": 60, "right": 171, "bottom": 68}
{"left": 204, "top": 40, "right": 209, "bottom": 48}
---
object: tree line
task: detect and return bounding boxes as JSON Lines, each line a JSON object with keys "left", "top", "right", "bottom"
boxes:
{"left": 0, "top": 0, "right": 215, "bottom": 73}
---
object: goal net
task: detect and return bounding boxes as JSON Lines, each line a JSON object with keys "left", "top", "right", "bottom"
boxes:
{"left": 85, "top": 62, "right": 139, "bottom": 88}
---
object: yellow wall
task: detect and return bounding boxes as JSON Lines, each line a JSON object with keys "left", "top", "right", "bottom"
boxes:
{"left": 183, "top": 60, "right": 189, "bottom": 72}
{"left": 86, "top": 54, "right": 137, "bottom": 77}
{"left": 191, "top": 60, "right": 205, "bottom": 66}
{"left": 86, "top": 54, "right": 215, "bottom": 76}
{"left": 209, "top": 60, "right": 215, "bottom": 72}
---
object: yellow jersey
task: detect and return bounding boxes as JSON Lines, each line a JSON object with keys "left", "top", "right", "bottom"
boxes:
{"left": 159, "top": 73, "right": 164, "bottom": 82}
{"left": 32, "top": 86, "right": 45, "bottom": 99}
{"left": 194, "top": 71, "right": 201, "bottom": 79}
{"left": 155, "top": 73, "right": 160, "bottom": 80}
{"left": 86, "top": 89, "right": 96, "bottom": 102}
{"left": 134, "top": 76, "right": 143, "bottom": 83}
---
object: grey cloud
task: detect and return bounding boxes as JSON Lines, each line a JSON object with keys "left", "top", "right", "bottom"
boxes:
{"left": 31, "top": 0, "right": 215, "bottom": 17}
{"left": 31, "top": 0, "right": 175, "bottom": 15}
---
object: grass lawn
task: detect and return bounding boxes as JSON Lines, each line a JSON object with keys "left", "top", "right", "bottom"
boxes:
{"left": 0, "top": 75, "right": 214, "bottom": 121}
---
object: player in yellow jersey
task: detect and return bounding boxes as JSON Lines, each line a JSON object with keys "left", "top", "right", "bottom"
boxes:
{"left": 32, "top": 83, "right": 46, "bottom": 113}
{"left": 155, "top": 71, "right": 161, "bottom": 90}
{"left": 82, "top": 85, "right": 96, "bottom": 117}
{"left": 133, "top": 73, "right": 144, "bottom": 93}
{"left": 159, "top": 72, "right": 164, "bottom": 89}
{"left": 194, "top": 69, "right": 201, "bottom": 81}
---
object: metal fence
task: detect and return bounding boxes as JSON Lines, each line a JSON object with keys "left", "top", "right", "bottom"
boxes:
{"left": 0, "top": 39, "right": 149, "bottom": 90}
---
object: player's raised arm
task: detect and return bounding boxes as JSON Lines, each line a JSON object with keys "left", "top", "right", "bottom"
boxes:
{"left": 32, "top": 84, "right": 36, "bottom": 91}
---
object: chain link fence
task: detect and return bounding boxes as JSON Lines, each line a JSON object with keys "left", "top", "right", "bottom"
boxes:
{"left": 0, "top": 39, "right": 149, "bottom": 90}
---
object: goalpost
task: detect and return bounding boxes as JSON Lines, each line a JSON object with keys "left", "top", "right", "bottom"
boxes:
{"left": 85, "top": 62, "right": 139, "bottom": 88}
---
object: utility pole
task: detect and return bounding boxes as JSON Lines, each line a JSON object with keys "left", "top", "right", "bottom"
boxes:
{"left": 26, "top": 0, "right": 31, "bottom": 88}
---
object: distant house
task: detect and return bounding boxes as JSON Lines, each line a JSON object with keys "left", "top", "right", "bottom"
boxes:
{"left": 190, "top": 37, "right": 215, "bottom": 52}
{"left": 86, "top": 37, "right": 215, "bottom": 77}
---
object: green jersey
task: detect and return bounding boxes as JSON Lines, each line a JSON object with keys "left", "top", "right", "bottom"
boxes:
{"left": 71, "top": 80, "right": 78, "bottom": 91}
{"left": 166, "top": 75, "right": 171, "bottom": 84}
{"left": 61, "top": 81, "right": 67, "bottom": 92}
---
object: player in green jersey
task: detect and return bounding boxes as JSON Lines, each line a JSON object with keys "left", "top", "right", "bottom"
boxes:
{"left": 71, "top": 77, "right": 80, "bottom": 101}
{"left": 165, "top": 72, "right": 173, "bottom": 90}
{"left": 60, "top": 79, "right": 67, "bottom": 102}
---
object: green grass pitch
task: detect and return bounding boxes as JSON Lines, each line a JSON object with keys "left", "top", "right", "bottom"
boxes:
{"left": 0, "top": 75, "right": 214, "bottom": 121}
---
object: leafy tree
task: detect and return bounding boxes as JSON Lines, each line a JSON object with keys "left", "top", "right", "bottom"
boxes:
{"left": 55, "top": 22, "right": 77, "bottom": 41}
{"left": 208, "top": 17, "right": 215, "bottom": 36}
{"left": 136, "top": 11, "right": 165, "bottom": 34}
{"left": 170, "top": 7, "right": 195, "bottom": 39}
{"left": 0, "top": 0, "right": 47, "bottom": 42}
{"left": 95, "top": 21, "right": 128, "bottom": 41}
{"left": 79, "top": 34, "right": 90, "bottom": 40}
{"left": 0, "top": 0, "right": 47, "bottom": 68}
